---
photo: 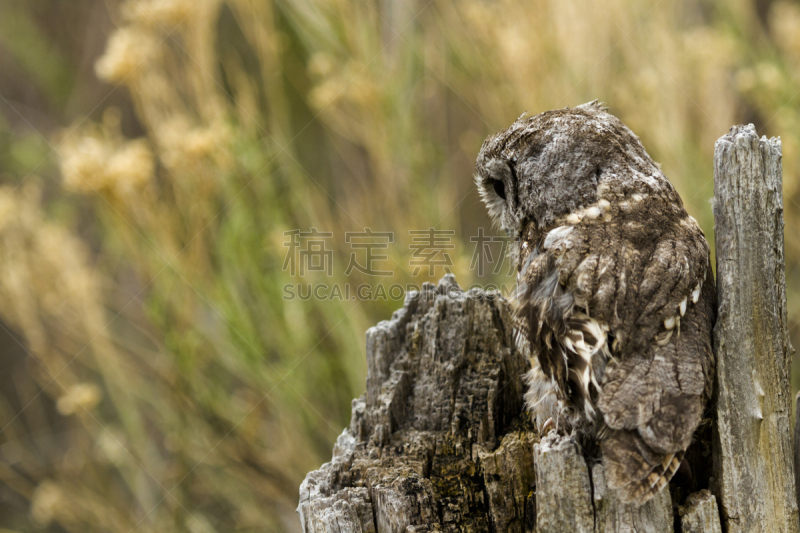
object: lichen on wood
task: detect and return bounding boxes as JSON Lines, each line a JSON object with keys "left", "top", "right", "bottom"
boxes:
{"left": 712, "top": 124, "right": 798, "bottom": 533}
{"left": 299, "top": 276, "right": 535, "bottom": 532}
{"left": 679, "top": 490, "right": 722, "bottom": 533}
{"left": 298, "top": 275, "right": 716, "bottom": 532}
{"left": 299, "top": 123, "right": 800, "bottom": 533}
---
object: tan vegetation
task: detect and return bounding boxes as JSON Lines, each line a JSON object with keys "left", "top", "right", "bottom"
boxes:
{"left": 0, "top": 0, "right": 798, "bottom": 531}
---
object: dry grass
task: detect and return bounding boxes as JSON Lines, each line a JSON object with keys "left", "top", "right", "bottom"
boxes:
{"left": 0, "top": 0, "right": 799, "bottom": 531}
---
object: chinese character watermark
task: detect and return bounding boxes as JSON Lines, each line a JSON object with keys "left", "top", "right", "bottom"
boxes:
{"left": 283, "top": 228, "right": 333, "bottom": 276}
{"left": 409, "top": 228, "right": 455, "bottom": 276}
{"left": 345, "top": 229, "right": 394, "bottom": 277}
{"left": 469, "top": 227, "right": 515, "bottom": 276}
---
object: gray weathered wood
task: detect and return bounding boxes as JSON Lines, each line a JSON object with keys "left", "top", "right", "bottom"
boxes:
{"left": 298, "top": 275, "right": 684, "bottom": 532}
{"left": 300, "top": 124, "right": 799, "bottom": 531}
{"left": 795, "top": 392, "right": 800, "bottom": 516}
{"left": 591, "top": 462, "right": 673, "bottom": 532}
{"left": 533, "top": 433, "right": 595, "bottom": 533}
{"left": 478, "top": 431, "right": 537, "bottom": 532}
{"left": 712, "top": 124, "right": 799, "bottom": 533}
{"left": 530, "top": 433, "right": 673, "bottom": 533}
{"left": 679, "top": 490, "right": 722, "bottom": 533}
{"left": 299, "top": 276, "right": 534, "bottom": 532}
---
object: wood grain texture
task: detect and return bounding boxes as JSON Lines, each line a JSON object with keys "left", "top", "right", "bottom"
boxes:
{"left": 533, "top": 433, "right": 595, "bottom": 533}
{"left": 298, "top": 276, "right": 534, "bottom": 533}
{"left": 679, "top": 490, "right": 722, "bottom": 533}
{"left": 712, "top": 124, "right": 798, "bottom": 533}
{"left": 299, "top": 276, "right": 692, "bottom": 532}
{"left": 591, "top": 462, "right": 673, "bottom": 533}
{"left": 531, "top": 433, "right": 673, "bottom": 533}
{"left": 795, "top": 392, "right": 800, "bottom": 518}
{"left": 299, "top": 122, "right": 799, "bottom": 531}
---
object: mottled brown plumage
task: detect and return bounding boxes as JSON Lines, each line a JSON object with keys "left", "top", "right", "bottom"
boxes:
{"left": 474, "top": 101, "right": 715, "bottom": 505}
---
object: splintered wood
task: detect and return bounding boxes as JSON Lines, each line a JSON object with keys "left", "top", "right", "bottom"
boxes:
{"left": 298, "top": 276, "right": 723, "bottom": 532}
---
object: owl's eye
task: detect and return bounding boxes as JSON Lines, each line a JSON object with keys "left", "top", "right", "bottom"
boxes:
{"left": 492, "top": 179, "right": 506, "bottom": 200}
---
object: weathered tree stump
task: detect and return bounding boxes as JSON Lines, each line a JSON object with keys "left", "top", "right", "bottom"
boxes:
{"left": 794, "top": 392, "right": 800, "bottom": 518}
{"left": 679, "top": 490, "right": 723, "bottom": 533}
{"left": 712, "top": 124, "right": 798, "bottom": 533}
{"left": 298, "top": 123, "right": 795, "bottom": 532}
{"left": 298, "top": 276, "right": 534, "bottom": 532}
{"left": 297, "top": 276, "right": 705, "bottom": 532}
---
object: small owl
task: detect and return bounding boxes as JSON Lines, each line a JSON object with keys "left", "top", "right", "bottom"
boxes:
{"left": 475, "top": 101, "right": 715, "bottom": 504}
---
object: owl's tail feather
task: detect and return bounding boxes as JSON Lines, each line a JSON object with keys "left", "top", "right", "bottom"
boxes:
{"left": 601, "top": 428, "right": 684, "bottom": 505}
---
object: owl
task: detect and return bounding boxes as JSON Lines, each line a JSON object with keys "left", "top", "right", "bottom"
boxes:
{"left": 475, "top": 101, "right": 715, "bottom": 505}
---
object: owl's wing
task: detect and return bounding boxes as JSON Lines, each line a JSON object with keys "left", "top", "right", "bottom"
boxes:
{"left": 518, "top": 209, "right": 715, "bottom": 503}
{"left": 598, "top": 270, "right": 715, "bottom": 502}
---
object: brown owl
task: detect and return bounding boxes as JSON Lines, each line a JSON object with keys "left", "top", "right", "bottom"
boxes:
{"left": 475, "top": 101, "right": 715, "bottom": 505}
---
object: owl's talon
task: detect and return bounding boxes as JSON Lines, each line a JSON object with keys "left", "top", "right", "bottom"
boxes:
{"left": 541, "top": 417, "right": 556, "bottom": 434}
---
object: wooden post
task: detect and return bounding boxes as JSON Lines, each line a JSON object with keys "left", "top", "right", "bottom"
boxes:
{"left": 679, "top": 490, "right": 723, "bottom": 533}
{"left": 298, "top": 277, "right": 537, "bottom": 532}
{"left": 712, "top": 124, "right": 798, "bottom": 532}
{"left": 298, "top": 123, "right": 800, "bottom": 532}
{"left": 297, "top": 276, "right": 712, "bottom": 532}
{"left": 795, "top": 393, "right": 800, "bottom": 518}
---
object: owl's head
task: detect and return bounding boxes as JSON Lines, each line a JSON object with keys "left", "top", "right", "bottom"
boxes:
{"left": 475, "top": 101, "right": 656, "bottom": 241}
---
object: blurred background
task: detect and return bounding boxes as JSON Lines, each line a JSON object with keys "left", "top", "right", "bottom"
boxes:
{"left": 0, "top": 0, "right": 798, "bottom": 531}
